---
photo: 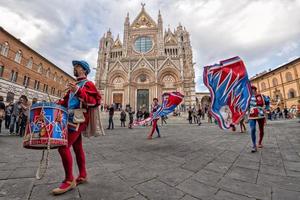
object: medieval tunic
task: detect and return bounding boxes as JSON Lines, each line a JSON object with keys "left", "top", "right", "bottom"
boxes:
{"left": 57, "top": 77, "right": 101, "bottom": 181}
{"left": 248, "top": 93, "right": 269, "bottom": 148}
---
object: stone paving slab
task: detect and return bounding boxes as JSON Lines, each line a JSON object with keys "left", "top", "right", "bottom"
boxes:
{"left": 225, "top": 166, "right": 258, "bottom": 184}
{"left": 0, "top": 116, "right": 299, "bottom": 199}
{"left": 214, "top": 190, "right": 256, "bottom": 200}
{"left": 272, "top": 187, "right": 300, "bottom": 200}
{"left": 134, "top": 179, "right": 185, "bottom": 200}
{"left": 257, "top": 173, "right": 300, "bottom": 192}
{"left": 260, "top": 164, "right": 286, "bottom": 176}
{"left": 192, "top": 169, "right": 224, "bottom": 187}
{"left": 177, "top": 178, "right": 218, "bottom": 199}
{"left": 218, "top": 177, "right": 272, "bottom": 200}
{"left": 158, "top": 167, "right": 194, "bottom": 187}
{"left": 233, "top": 157, "right": 260, "bottom": 170}
{"left": 179, "top": 195, "right": 200, "bottom": 200}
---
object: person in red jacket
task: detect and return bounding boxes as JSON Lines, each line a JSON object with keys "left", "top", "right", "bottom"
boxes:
{"left": 52, "top": 60, "right": 101, "bottom": 195}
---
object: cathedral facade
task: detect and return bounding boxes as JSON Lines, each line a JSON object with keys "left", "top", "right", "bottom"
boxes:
{"left": 96, "top": 5, "right": 196, "bottom": 110}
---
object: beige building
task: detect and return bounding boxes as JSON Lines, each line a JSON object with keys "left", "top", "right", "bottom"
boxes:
{"left": 195, "top": 92, "right": 210, "bottom": 109}
{"left": 250, "top": 57, "right": 300, "bottom": 109}
{"left": 96, "top": 5, "right": 196, "bottom": 111}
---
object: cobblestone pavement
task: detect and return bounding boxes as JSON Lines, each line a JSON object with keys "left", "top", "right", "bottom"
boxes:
{"left": 0, "top": 114, "right": 300, "bottom": 200}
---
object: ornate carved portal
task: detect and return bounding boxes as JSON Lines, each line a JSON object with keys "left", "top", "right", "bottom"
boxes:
{"left": 113, "top": 93, "right": 123, "bottom": 108}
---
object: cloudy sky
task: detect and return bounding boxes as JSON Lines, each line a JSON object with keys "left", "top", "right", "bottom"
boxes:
{"left": 1, "top": 0, "right": 300, "bottom": 91}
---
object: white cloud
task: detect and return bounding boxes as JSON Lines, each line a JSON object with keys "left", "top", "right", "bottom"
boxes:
{"left": 0, "top": 0, "right": 299, "bottom": 92}
{"left": 0, "top": 6, "right": 53, "bottom": 46}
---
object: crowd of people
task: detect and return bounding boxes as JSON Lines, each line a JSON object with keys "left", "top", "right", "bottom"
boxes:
{"left": 267, "top": 106, "right": 296, "bottom": 120}
{"left": 101, "top": 100, "right": 300, "bottom": 133}
{"left": 104, "top": 103, "right": 168, "bottom": 130}
{"left": 1, "top": 96, "right": 299, "bottom": 136}
{"left": 0, "top": 95, "right": 36, "bottom": 136}
{"left": 187, "top": 106, "right": 208, "bottom": 125}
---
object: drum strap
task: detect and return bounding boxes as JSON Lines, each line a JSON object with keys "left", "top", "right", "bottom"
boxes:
{"left": 35, "top": 127, "right": 51, "bottom": 180}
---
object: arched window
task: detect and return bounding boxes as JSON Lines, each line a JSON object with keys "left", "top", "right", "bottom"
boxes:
{"left": 53, "top": 73, "right": 57, "bottom": 81}
{"left": 272, "top": 78, "right": 278, "bottom": 87}
{"left": 288, "top": 89, "right": 296, "bottom": 99}
{"left": 1, "top": 42, "right": 9, "bottom": 57}
{"left": 60, "top": 76, "right": 63, "bottom": 84}
{"left": 0, "top": 65, "right": 4, "bottom": 77}
{"left": 285, "top": 72, "right": 293, "bottom": 82}
{"left": 261, "top": 82, "right": 266, "bottom": 90}
{"left": 26, "top": 57, "right": 33, "bottom": 69}
{"left": 46, "top": 68, "right": 50, "bottom": 77}
{"left": 14, "top": 50, "right": 22, "bottom": 63}
{"left": 10, "top": 70, "right": 18, "bottom": 82}
{"left": 37, "top": 63, "right": 43, "bottom": 73}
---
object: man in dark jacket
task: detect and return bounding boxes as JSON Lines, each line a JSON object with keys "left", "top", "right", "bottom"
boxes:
{"left": 128, "top": 107, "right": 135, "bottom": 129}
{"left": 107, "top": 104, "right": 114, "bottom": 129}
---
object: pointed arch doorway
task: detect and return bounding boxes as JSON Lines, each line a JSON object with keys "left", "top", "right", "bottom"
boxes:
{"left": 137, "top": 89, "right": 149, "bottom": 111}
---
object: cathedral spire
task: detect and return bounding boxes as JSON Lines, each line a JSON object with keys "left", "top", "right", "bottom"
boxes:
{"left": 141, "top": 2, "right": 146, "bottom": 10}
{"left": 125, "top": 12, "right": 130, "bottom": 25}
{"left": 106, "top": 28, "right": 112, "bottom": 38}
{"left": 158, "top": 10, "right": 162, "bottom": 24}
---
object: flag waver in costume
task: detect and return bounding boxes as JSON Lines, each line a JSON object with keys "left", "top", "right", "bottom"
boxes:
{"left": 133, "top": 92, "right": 184, "bottom": 127}
{"left": 248, "top": 85, "right": 270, "bottom": 152}
{"left": 203, "top": 56, "right": 251, "bottom": 129}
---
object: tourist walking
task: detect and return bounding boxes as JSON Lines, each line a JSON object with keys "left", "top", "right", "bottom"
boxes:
{"left": 5, "top": 101, "right": 13, "bottom": 129}
{"left": 143, "top": 108, "right": 150, "bottom": 126}
{"left": 207, "top": 110, "right": 212, "bottom": 123}
{"left": 120, "top": 109, "right": 126, "bottom": 127}
{"left": 239, "top": 116, "right": 246, "bottom": 133}
{"left": 283, "top": 107, "right": 289, "bottom": 119}
{"left": 188, "top": 107, "right": 193, "bottom": 124}
{"left": 0, "top": 96, "right": 5, "bottom": 133}
{"left": 9, "top": 97, "right": 22, "bottom": 135}
{"left": 193, "top": 108, "right": 198, "bottom": 124}
{"left": 107, "top": 104, "right": 114, "bottom": 129}
{"left": 128, "top": 107, "right": 135, "bottom": 129}
{"left": 197, "top": 107, "right": 202, "bottom": 126}
{"left": 161, "top": 115, "right": 167, "bottom": 126}
{"left": 18, "top": 95, "right": 30, "bottom": 137}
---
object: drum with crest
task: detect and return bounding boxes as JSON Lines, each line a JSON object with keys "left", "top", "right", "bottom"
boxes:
{"left": 23, "top": 102, "right": 68, "bottom": 149}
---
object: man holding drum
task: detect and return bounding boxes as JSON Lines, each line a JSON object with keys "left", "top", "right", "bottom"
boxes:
{"left": 52, "top": 60, "right": 101, "bottom": 195}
